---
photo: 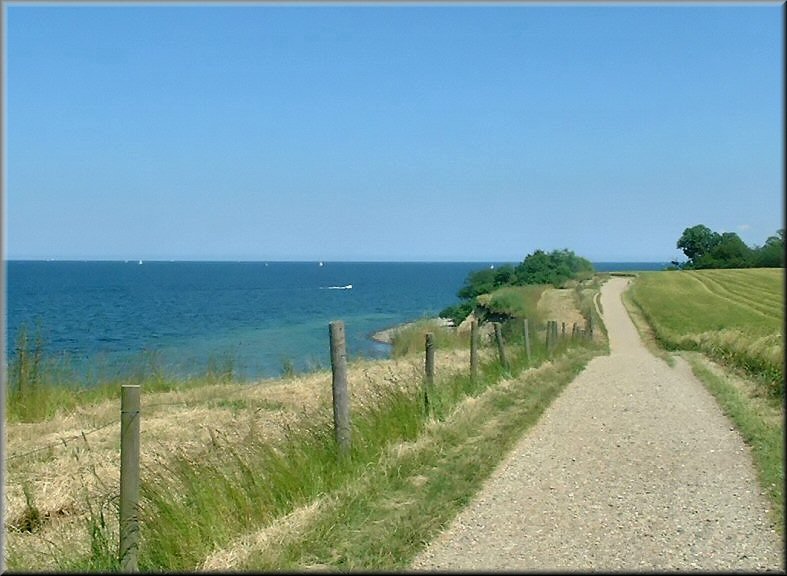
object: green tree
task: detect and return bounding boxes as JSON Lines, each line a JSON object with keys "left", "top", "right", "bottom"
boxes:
{"left": 456, "top": 268, "right": 497, "bottom": 300}
{"left": 677, "top": 224, "right": 721, "bottom": 265}
{"left": 514, "top": 249, "right": 593, "bottom": 287}
{"left": 695, "top": 232, "right": 753, "bottom": 269}
{"left": 754, "top": 229, "right": 784, "bottom": 267}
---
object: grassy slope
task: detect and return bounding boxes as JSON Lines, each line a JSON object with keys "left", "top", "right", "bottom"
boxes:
{"left": 233, "top": 348, "right": 597, "bottom": 570}
{"left": 628, "top": 268, "right": 783, "bottom": 394}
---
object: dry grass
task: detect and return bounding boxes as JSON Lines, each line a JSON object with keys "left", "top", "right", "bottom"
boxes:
{"left": 4, "top": 348, "right": 474, "bottom": 570}
{"left": 536, "top": 288, "right": 585, "bottom": 329}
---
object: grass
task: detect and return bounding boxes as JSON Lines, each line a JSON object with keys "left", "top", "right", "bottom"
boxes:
{"left": 628, "top": 268, "right": 783, "bottom": 397}
{"left": 390, "top": 318, "right": 468, "bottom": 357}
{"left": 232, "top": 347, "right": 597, "bottom": 570}
{"left": 141, "top": 331, "right": 592, "bottom": 571}
{"left": 481, "top": 285, "right": 546, "bottom": 320}
{"left": 5, "top": 325, "right": 240, "bottom": 423}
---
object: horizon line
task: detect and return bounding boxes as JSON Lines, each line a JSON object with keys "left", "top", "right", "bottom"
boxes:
{"left": 4, "top": 257, "right": 677, "bottom": 264}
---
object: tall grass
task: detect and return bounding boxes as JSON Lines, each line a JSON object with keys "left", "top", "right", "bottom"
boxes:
{"left": 5, "top": 324, "right": 239, "bottom": 423}
{"left": 55, "top": 315, "right": 602, "bottom": 572}
{"left": 244, "top": 347, "right": 597, "bottom": 571}
{"left": 483, "top": 285, "right": 546, "bottom": 320}
{"left": 390, "top": 319, "right": 466, "bottom": 357}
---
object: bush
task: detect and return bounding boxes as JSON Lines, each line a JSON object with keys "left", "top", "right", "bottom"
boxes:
{"left": 446, "top": 249, "right": 595, "bottom": 325}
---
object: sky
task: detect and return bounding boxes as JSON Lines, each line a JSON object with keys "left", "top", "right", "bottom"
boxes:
{"left": 2, "top": 2, "right": 783, "bottom": 263}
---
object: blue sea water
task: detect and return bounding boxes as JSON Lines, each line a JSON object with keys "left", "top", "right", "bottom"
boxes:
{"left": 4, "top": 260, "right": 668, "bottom": 383}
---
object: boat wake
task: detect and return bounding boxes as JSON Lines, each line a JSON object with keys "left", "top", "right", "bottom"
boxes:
{"left": 321, "top": 284, "right": 353, "bottom": 290}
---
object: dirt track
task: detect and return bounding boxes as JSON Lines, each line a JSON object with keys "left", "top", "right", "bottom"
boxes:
{"left": 412, "top": 277, "right": 783, "bottom": 571}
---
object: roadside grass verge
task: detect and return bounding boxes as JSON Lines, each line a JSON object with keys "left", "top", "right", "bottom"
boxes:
{"left": 232, "top": 347, "right": 597, "bottom": 570}
{"left": 681, "top": 352, "right": 784, "bottom": 535}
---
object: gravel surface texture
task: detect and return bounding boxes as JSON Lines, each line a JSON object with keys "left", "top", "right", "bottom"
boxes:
{"left": 412, "top": 277, "right": 783, "bottom": 571}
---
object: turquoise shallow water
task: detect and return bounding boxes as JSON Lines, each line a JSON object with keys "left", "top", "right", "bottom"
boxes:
{"left": 5, "top": 260, "right": 668, "bottom": 382}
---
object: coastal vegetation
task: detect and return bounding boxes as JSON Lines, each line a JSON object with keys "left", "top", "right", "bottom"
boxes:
{"left": 625, "top": 267, "right": 784, "bottom": 532}
{"left": 4, "top": 281, "right": 603, "bottom": 571}
{"left": 674, "top": 225, "right": 783, "bottom": 269}
{"left": 439, "top": 249, "right": 594, "bottom": 325}
{"left": 6, "top": 329, "right": 237, "bottom": 423}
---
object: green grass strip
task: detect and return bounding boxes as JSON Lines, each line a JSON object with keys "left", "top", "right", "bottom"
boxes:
{"left": 237, "top": 348, "right": 596, "bottom": 570}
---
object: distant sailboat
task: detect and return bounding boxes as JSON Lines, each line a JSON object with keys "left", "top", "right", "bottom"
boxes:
{"left": 319, "top": 261, "right": 324, "bottom": 267}
{"left": 138, "top": 260, "right": 143, "bottom": 265}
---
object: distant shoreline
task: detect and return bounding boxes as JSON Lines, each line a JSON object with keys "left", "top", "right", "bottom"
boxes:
{"left": 370, "top": 318, "right": 454, "bottom": 345}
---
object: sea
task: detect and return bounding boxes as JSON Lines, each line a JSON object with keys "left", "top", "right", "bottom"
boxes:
{"left": 4, "top": 260, "right": 668, "bottom": 384}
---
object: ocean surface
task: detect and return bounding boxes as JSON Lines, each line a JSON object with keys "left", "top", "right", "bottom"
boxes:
{"left": 5, "top": 260, "right": 668, "bottom": 383}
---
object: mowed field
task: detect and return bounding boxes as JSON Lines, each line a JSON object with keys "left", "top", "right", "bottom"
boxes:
{"left": 628, "top": 268, "right": 783, "bottom": 396}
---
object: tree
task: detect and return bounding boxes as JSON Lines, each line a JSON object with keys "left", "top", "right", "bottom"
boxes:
{"left": 754, "top": 229, "right": 784, "bottom": 267}
{"left": 676, "top": 225, "right": 783, "bottom": 269}
{"left": 677, "top": 225, "right": 721, "bottom": 265}
{"left": 514, "top": 249, "right": 593, "bottom": 287}
{"left": 695, "top": 232, "right": 753, "bottom": 269}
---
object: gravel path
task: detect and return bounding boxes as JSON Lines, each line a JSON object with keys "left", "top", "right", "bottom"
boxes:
{"left": 412, "top": 277, "right": 783, "bottom": 571}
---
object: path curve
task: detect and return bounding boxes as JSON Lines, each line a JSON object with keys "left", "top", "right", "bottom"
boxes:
{"left": 412, "top": 277, "right": 783, "bottom": 571}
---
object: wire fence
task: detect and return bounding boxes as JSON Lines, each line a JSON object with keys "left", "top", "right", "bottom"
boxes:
{"left": 6, "top": 314, "right": 597, "bottom": 570}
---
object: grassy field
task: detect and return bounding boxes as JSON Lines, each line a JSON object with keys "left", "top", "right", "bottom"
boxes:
{"left": 628, "top": 268, "right": 783, "bottom": 397}
{"left": 625, "top": 268, "right": 784, "bottom": 533}
{"left": 4, "top": 285, "right": 600, "bottom": 571}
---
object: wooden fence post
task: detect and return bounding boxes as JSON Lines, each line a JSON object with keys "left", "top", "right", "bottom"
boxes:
{"left": 494, "top": 322, "right": 507, "bottom": 369}
{"left": 424, "top": 332, "right": 435, "bottom": 413}
{"left": 552, "top": 321, "right": 559, "bottom": 347}
{"left": 119, "top": 384, "right": 141, "bottom": 573}
{"left": 425, "top": 332, "right": 435, "bottom": 386}
{"left": 545, "top": 320, "right": 552, "bottom": 352}
{"left": 561, "top": 322, "right": 566, "bottom": 339}
{"left": 470, "top": 320, "right": 479, "bottom": 381}
{"left": 572, "top": 322, "right": 578, "bottom": 340}
{"left": 523, "top": 318, "right": 532, "bottom": 365}
{"left": 329, "top": 321, "right": 351, "bottom": 457}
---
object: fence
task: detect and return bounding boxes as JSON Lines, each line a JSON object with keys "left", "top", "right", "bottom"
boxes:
{"left": 8, "top": 314, "right": 595, "bottom": 571}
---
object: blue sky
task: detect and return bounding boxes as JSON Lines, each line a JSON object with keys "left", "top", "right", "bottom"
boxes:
{"left": 3, "top": 3, "right": 783, "bottom": 262}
